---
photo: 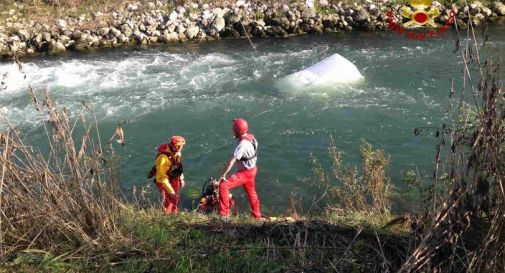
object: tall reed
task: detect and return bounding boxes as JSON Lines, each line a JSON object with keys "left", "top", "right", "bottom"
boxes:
{"left": 399, "top": 21, "right": 505, "bottom": 273}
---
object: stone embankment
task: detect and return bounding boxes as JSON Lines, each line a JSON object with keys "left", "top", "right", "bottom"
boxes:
{"left": 1, "top": 0, "right": 504, "bottom": 59}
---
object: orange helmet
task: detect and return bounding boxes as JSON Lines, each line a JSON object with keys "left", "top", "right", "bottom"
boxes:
{"left": 157, "top": 143, "right": 170, "bottom": 154}
{"left": 170, "top": 136, "right": 186, "bottom": 152}
{"left": 233, "top": 118, "right": 249, "bottom": 137}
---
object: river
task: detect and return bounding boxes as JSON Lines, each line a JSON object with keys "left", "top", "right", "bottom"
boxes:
{"left": 1, "top": 26, "right": 504, "bottom": 213}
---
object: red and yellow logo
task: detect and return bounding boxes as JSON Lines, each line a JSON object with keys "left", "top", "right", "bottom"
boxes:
{"left": 386, "top": 0, "right": 456, "bottom": 40}
{"left": 400, "top": 0, "right": 440, "bottom": 28}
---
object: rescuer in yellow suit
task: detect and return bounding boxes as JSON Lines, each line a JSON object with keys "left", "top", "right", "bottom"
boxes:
{"left": 154, "top": 136, "right": 186, "bottom": 213}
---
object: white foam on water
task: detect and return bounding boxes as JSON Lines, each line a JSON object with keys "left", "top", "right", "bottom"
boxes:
{"left": 99, "top": 72, "right": 122, "bottom": 89}
{"left": 198, "top": 53, "right": 236, "bottom": 67}
{"left": 0, "top": 57, "right": 160, "bottom": 128}
{"left": 0, "top": 104, "right": 45, "bottom": 130}
{"left": 97, "top": 58, "right": 145, "bottom": 89}
{"left": 0, "top": 62, "right": 53, "bottom": 95}
{"left": 180, "top": 53, "right": 236, "bottom": 78}
{"left": 0, "top": 63, "right": 27, "bottom": 94}
{"left": 189, "top": 75, "right": 208, "bottom": 90}
{"left": 253, "top": 69, "right": 261, "bottom": 79}
{"left": 103, "top": 103, "right": 124, "bottom": 117}
{"left": 53, "top": 61, "right": 100, "bottom": 88}
{"left": 256, "top": 49, "right": 315, "bottom": 68}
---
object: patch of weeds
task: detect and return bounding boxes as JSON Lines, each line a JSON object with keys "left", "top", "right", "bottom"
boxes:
{"left": 204, "top": 248, "right": 284, "bottom": 273}
{"left": 316, "top": 6, "right": 335, "bottom": 15}
{"left": 1, "top": 250, "right": 76, "bottom": 273}
{"left": 255, "top": 11, "right": 264, "bottom": 20}
{"left": 311, "top": 137, "right": 392, "bottom": 214}
{"left": 323, "top": 210, "right": 398, "bottom": 232}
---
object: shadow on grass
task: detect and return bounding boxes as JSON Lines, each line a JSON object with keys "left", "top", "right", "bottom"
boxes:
{"left": 102, "top": 210, "right": 413, "bottom": 273}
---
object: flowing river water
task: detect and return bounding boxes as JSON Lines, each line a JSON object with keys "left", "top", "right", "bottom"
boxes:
{"left": 1, "top": 26, "right": 504, "bottom": 213}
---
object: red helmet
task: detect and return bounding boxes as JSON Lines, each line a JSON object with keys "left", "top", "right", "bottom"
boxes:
{"left": 233, "top": 118, "right": 249, "bottom": 137}
{"left": 170, "top": 136, "right": 186, "bottom": 152}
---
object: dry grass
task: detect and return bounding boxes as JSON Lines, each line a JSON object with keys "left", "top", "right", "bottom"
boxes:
{"left": 0, "top": 0, "right": 142, "bottom": 25}
{"left": 0, "top": 58, "right": 126, "bottom": 257}
{"left": 0, "top": 0, "right": 240, "bottom": 28}
{"left": 398, "top": 16, "right": 505, "bottom": 273}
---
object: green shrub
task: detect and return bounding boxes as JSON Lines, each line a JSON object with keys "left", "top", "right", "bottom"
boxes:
{"left": 311, "top": 137, "right": 392, "bottom": 214}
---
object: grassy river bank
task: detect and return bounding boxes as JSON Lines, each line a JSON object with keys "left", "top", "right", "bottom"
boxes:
{"left": 1, "top": 209, "right": 410, "bottom": 273}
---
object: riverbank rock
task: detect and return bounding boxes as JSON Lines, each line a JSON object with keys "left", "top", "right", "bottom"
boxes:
{"left": 169, "top": 11, "right": 178, "bottom": 21}
{"left": 110, "top": 27, "right": 121, "bottom": 37}
{"left": 481, "top": 7, "right": 493, "bottom": 17}
{"left": 492, "top": 2, "right": 505, "bottom": 15}
{"left": 121, "top": 24, "right": 133, "bottom": 37}
{"left": 48, "top": 40, "right": 66, "bottom": 54}
{"left": 0, "top": 42, "right": 8, "bottom": 54}
{"left": 160, "top": 32, "right": 178, "bottom": 42}
{"left": 98, "top": 27, "right": 110, "bottom": 36}
{"left": 213, "top": 15, "right": 226, "bottom": 32}
{"left": 186, "top": 26, "right": 199, "bottom": 38}
{"left": 16, "top": 30, "right": 30, "bottom": 42}
{"left": 0, "top": 0, "right": 504, "bottom": 59}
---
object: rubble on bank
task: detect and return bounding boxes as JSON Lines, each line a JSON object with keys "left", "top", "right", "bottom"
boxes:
{"left": 0, "top": 0, "right": 504, "bottom": 59}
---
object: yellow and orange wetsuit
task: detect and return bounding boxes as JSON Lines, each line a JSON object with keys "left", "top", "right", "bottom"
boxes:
{"left": 155, "top": 151, "right": 184, "bottom": 213}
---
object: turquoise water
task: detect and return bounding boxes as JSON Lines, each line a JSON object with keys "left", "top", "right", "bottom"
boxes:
{"left": 1, "top": 26, "right": 504, "bottom": 213}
